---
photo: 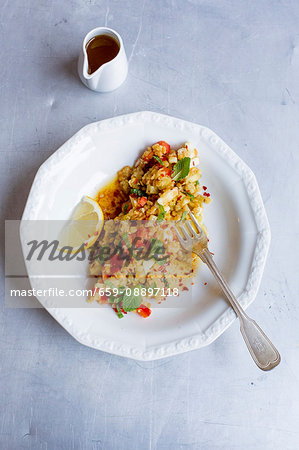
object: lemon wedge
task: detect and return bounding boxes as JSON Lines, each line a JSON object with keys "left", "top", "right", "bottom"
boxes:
{"left": 59, "top": 196, "right": 104, "bottom": 252}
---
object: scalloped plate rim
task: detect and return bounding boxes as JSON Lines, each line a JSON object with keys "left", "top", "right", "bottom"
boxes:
{"left": 21, "top": 111, "right": 271, "bottom": 361}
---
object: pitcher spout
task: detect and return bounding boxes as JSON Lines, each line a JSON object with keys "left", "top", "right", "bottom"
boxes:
{"left": 78, "top": 49, "right": 103, "bottom": 92}
{"left": 83, "top": 57, "right": 104, "bottom": 91}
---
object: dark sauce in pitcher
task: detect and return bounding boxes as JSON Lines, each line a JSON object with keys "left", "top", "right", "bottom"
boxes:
{"left": 86, "top": 34, "right": 120, "bottom": 74}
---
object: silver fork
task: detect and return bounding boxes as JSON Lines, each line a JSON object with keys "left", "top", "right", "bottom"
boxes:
{"left": 174, "top": 210, "right": 281, "bottom": 371}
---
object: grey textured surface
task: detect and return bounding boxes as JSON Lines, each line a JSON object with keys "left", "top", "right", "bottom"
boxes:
{"left": 1, "top": 0, "right": 299, "bottom": 449}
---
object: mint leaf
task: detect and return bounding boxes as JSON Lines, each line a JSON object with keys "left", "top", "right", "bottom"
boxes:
{"left": 181, "top": 211, "right": 188, "bottom": 221}
{"left": 157, "top": 203, "right": 166, "bottom": 222}
{"left": 116, "top": 303, "right": 124, "bottom": 318}
{"left": 148, "top": 238, "right": 168, "bottom": 263}
{"left": 122, "top": 291, "right": 142, "bottom": 312}
{"left": 150, "top": 238, "right": 163, "bottom": 252}
{"left": 130, "top": 188, "right": 146, "bottom": 197}
{"left": 184, "top": 191, "right": 194, "bottom": 200}
{"left": 171, "top": 157, "right": 190, "bottom": 181}
{"left": 153, "top": 155, "right": 165, "bottom": 166}
{"left": 122, "top": 232, "right": 132, "bottom": 249}
{"left": 104, "top": 280, "right": 116, "bottom": 289}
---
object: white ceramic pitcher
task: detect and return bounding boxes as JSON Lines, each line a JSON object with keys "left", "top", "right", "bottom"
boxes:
{"left": 78, "top": 27, "right": 128, "bottom": 93}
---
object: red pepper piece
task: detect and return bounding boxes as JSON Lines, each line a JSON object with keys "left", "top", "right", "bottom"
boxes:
{"left": 135, "top": 239, "right": 143, "bottom": 248}
{"left": 136, "top": 227, "right": 149, "bottom": 239}
{"left": 160, "top": 167, "right": 171, "bottom": 177}
{"left": 137, "top": 304, "right": 152, "bottom": 318}
{"left": 101, "top": 294, "right": 109, "bottom": 303}
{"left": 109, "top": 254, "right": 123, "bottom": 274}
{"left": 157, "top": 141, "right": 170, "bottom": 154}
{"left": 138, "top": 196, "right": 147, "bottom": 207}
{"left": 120, "top": 306, "right": 127, "bottom": 315}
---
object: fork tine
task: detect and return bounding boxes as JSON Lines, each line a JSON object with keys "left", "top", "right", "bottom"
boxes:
{"left": 186, "top": 221, "right": 195, "bottom": 237}
{"left": 188, "top": 208, "right": 203, "bottom": 234}
{"left": 180, "top": 223, "right": 192, "bottom": 241}
{"left": 173, "top": 224, "right": 186, "bottom": 245}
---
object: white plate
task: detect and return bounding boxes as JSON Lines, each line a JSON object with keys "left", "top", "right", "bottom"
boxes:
{"left": 21, "top": 111, "right": 270, "bottom": 360}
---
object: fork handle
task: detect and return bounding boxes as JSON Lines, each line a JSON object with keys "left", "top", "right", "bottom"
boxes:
{"left": 198, "top": 248, "right": 281, "bottom": 371}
